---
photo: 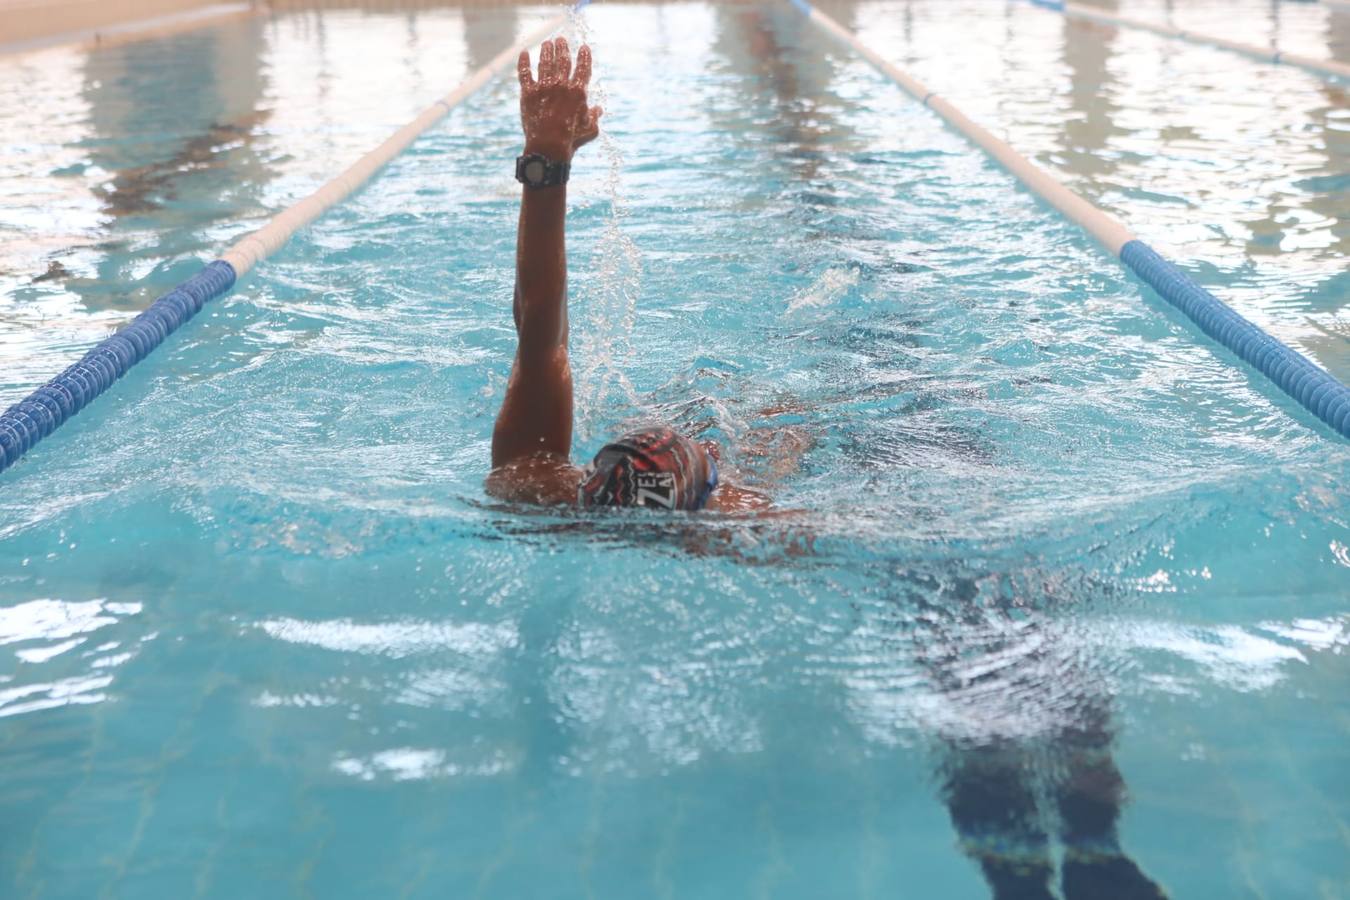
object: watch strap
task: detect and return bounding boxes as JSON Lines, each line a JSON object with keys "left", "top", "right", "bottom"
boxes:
{"left": 515, "top": 153, "right": 570, "bottom": 189}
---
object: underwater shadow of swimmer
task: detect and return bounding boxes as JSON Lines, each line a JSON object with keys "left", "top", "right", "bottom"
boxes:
{"left": 887, "top": 567, "right": 1169, "bottom": 900}
{"left": 93, "top": 111, "right": 269, "bottom": 217}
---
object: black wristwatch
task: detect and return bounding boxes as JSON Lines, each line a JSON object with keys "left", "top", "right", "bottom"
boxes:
{"left": 515, "top": 153, "right": 570, "bottom": 190}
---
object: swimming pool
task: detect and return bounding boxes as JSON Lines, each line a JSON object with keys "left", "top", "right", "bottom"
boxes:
{"left": 2, "top": 2, "right": 1348, "bottom": 897}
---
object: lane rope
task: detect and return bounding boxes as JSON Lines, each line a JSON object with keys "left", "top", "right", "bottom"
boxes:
{"left": 1036, "top": 0, "right": 1350, "bottom": 82}
{"left": 0, "top": 8, "right": 572, "bottom": 475}
{"left": 789, "top": 0, "right": 1350, "bottom": 439}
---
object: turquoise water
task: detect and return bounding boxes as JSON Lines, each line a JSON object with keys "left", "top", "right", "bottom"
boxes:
{"left": 2, "top": 3, "right": 1349, "bottom": 898}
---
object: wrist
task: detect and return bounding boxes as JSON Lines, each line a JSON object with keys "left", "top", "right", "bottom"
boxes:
{"left": 522, "top": 141, "right": 572, "bottom": 162}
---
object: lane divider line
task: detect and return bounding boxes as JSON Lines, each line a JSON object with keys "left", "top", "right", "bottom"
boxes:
{"left": 1045, "top": 1, "right": 1350, "bottom": 81}
{"left": 0, "top": 9, "right": 572, "bottom": 475}
{"left": 790, "top": 0, "right": 1350, "bottom": 439}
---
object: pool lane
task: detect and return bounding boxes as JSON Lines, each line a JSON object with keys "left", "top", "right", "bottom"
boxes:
{"left": 821, "top": 0, "right": 1350, "bottom": 381}
{"left": 0, "top": 4, "right": 554, "bottom": 407}
{"left": 1, "top": 6, "right": 1348, "bottom": 899}
{"left": 793, "top": 0, "right": 1350, "bottom": 438}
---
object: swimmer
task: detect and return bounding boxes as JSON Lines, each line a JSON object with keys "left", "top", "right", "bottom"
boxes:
{"left": 487, "top": 38, "right": 767, "bottom": 513}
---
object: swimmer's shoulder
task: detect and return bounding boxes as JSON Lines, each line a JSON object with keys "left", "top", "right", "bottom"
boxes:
{"left": 486, "top": 453, "right": 583, "bottom": 507}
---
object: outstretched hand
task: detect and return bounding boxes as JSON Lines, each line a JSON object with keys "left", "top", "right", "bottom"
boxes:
{"left": 518, "top": 37, "right": 603, "bottom": 162}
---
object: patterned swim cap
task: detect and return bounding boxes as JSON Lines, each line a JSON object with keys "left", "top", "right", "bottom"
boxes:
{"left": 578, "top": 427, "right": 718, "bottom": 511}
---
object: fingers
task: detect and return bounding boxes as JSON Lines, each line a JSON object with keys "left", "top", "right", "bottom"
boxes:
{"left": 573, "top": 44, "right": 592, "bottom": 88}
{"left": 539, "top": 39, "right": 554, "bottom": 82}
{"left": 534, "top": 37, "right": 581, "bottom": 85}
{"left": 517, "top": 50, "right": 534, "bottom": 89}
{"left": 555, "top": 36, "right": 572, "bottom": 83}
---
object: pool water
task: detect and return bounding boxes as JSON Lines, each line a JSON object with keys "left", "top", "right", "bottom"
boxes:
{"left": 2, "top": 2, "right": 1349, "bottom": 898}
{"left": 833, "top": 0, "right": 1350, "bottom": 377}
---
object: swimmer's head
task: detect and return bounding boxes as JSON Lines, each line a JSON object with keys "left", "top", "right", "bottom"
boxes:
{"left": 578, "top": 426, "right": 718, "bottom": 511}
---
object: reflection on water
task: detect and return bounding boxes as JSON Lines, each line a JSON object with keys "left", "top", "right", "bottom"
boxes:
{"left": 465, "top": 4, "right": 518, "bottom": 70}
{"left": 63, "top": 19, "right": 267, "bottom": 307}
{"left": 715, "top": 2, "right": 858, "bottom": 184}
{"left": 0, "top": 598, "right": 148, "bottom": 718}
{"left": 0, "top": 3, "right": 541, "bottom": 407}
{"left": 92, "top": 115, "right": 269, "bottom": 218}
{"left": 0, "top": 17, "right": 272, "bottom": 403}
{"left": 836, "top": 0, "right": 1350, "bottom": 380}
{"left": 1059, "top": 2, "right": 1122, "bottom": 181}
{"left": 0, "top": 3, "right": 1347, "bottom": 898}
{"left": 2, "top": 0, "right": 1345, "bottom": 392}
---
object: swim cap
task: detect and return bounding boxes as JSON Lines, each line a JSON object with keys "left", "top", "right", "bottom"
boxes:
{"left": 578, "top": 427, "right": 718, "bottom": 511}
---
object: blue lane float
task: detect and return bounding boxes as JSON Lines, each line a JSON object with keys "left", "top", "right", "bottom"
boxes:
{"left": 1121, "top": 242, "right": 1350, "bottom": 435}
{"left": 0, "top": 261, "right": 236, "bottom": 474}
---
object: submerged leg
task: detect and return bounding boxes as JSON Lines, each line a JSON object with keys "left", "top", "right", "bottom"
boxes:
{"left": 941, "top": 744, "right": 1056, "bottom": 900}
{"left": 1054, "top": 707, "right": 1169, "bottom": 900}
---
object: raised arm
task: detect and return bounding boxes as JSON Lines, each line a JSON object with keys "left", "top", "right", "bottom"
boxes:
{"left": 487, "top": 37, "right": 602, "bottom": 504}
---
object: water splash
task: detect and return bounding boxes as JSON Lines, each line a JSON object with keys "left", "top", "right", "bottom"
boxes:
{"left": 566, "top": 7, "right": 643, "bottom": 445}
{"left": 787, "top": 264, "right": 860, "bottom": 313}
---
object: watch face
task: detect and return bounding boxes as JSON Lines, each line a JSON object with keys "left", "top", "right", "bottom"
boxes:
{"left": 524, "top": 159, "right": 546, "bottom": 184}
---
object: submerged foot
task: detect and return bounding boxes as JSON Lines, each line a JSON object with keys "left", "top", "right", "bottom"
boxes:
{"left": 979, "top": 857, "right": 1057, "bottom": 900}
{"left": 1062, "top": 853, "right": 1168, "bottom": 900}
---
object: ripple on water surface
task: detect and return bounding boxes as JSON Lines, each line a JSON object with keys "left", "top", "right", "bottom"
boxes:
{"left": 0, "top": 3, "right": 1348, "bottom": 899}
